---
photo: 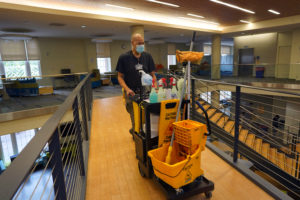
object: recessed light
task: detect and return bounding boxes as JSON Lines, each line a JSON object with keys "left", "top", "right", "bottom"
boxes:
{"left": 146, "top": 0, "right": 180, "bottom": 8}
{"left": 105, "top": 4, "right": 134, "bottom": 10}
{"left": 178, "top": 17, "right": 219, "bottom": 25}
{"left": 268, "top": 9, "right": 280, "bottom": 15}
{"left": 210, "top": 0, "right": 255, "bottom": 14}
{"left": 187, "top": 13, "right": 205, "bottom": 18}
{"left": 240, "top": 20, "right": 251, "bottom": 24}
{"left": 81, "top": 25, "right": 87, "bottom": 28}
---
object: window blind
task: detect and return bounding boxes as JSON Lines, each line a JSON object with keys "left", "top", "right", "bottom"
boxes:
{"left": 96, "top": 43, "right": 110, "bottom": 58}
{"left": 0, "top": 39, "right": 26, "bottom": 61}
{"left": 25, "top": 39, "right": 41, "bottom": 60}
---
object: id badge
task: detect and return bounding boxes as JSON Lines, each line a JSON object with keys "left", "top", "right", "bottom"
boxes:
{"left": 135, "top": 63, "right": 143, "bottom": 71}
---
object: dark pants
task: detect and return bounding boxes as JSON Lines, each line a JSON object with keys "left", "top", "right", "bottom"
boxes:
{"left": 125, "top": 94, "right": 135, "bottom": 132}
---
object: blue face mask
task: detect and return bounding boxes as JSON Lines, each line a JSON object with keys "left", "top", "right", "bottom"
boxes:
{"left": 136, "top": 45, "right": 144, "bottom": 53}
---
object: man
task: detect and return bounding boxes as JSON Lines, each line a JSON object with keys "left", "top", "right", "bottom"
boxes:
{"left": 116, "top": 33, "right": 156, "bottom": 135}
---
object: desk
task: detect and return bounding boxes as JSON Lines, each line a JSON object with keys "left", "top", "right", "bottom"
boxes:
{"left": 51, "top": 74, "right": 80, "bottom": 89}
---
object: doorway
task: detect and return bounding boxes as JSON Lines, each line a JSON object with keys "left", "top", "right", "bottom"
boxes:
{"left": 238, "top": 48, "right": 254, "bottom": 77}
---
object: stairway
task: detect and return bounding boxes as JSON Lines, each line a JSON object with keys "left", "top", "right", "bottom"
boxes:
{"left": 195, "top": 99, "right": 300, "bottom": 180}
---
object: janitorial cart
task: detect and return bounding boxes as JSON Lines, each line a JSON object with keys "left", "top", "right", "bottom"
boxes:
{"left": 132, "top": 32, "right": 214, "bottom": 199}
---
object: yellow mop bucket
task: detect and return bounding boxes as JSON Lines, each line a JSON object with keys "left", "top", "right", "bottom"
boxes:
{"left": 148, "top": 120, "right": 207, "bottom": 189}
{"left": 148, "top": 142, "right": 203, "bottom": 189}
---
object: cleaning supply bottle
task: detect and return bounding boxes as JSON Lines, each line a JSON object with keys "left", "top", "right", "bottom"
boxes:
{"left": 165, "top": 77, "right": 172, "bottom": 100}
{"left": 157, "top": 79, "right": 165, "bottom": 102}
{"left": 149, "top": 79, "right": 158, "bottom": 103}
{"left": 171, "top": 78, "right": 178, "bottom": 99}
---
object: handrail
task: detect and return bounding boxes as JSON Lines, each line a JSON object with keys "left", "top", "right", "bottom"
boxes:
{"left": 192, "top": 77, "right": 300, "bottom": 97}
{"left": 0, "top": 72, "right": 88, "bottom": 80}
{"left": 0, "top": 73, "right": 92, "bottom": 200}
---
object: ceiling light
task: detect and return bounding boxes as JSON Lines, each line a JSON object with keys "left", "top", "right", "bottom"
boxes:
{"left": 187, "top": 13, "right": 204, "bottom": 18}
{"left": 178, "top": 17, "right": 219, "bottom": 25}
{"left": 146, "top": 0, "right": 180, "bottom": 8}
{"left": 240, "top": 20, "right": 251, "bottom": 24}
{"left": 210, "top": 0, "right": 255, "bottom": 14}
{"left": 268, "top": 9, "right": 280, "bottom": 15}
{"left": 105, "top": 4, "right": 134, "bottom": 10}
{"left": 0, "top": 34, "right": 32, "bottom": 40}
{"left": 81, "top": 25, "right": 86, "bottom": 28}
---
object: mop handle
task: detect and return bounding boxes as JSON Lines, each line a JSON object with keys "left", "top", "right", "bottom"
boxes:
{"left": 165, "top": 31, "right": 196, "bottom": 164}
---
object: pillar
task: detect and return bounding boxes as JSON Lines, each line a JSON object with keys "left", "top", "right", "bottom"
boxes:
{"left": 211, "top": 34, "right": 221, "bottom": 80}
{"left": 130, "top": 25, "right": 144, "bottom": 40}
{"left": 211, "top": 91, "right": 220, "bottom": 108}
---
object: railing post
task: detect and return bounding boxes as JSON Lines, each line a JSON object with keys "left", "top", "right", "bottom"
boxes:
{"left": 191, "top": 79, "right": 195, "bottom": 118}
{"left": 233, "top": 86, "right": 241, "bottom": 163}
{"left": 73, "top": 97, "right": 86, "bottom": 176}
{"left": 80, "top": 87, "right": 89, "bottom": 140}
{"left": 49, "top": 128, "right": 67, "bottom": 200}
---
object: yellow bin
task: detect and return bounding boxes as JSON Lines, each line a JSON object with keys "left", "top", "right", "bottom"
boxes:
{"left": 148, "top": 142, "right": 204, "bottom": 189}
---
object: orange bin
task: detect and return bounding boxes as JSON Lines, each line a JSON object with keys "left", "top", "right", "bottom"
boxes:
{"left": 173, "top": 120, "right": 207, "bottom": 148}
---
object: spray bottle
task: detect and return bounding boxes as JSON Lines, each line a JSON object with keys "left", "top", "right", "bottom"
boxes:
{"left": 171, "top": 78, "right": 178, "bottom": 99}
{"left": 157, "top": 79, "right": 165, "bottom": 102}
{"left": 165, "top": 77, "right": 172, "bottom": 100}
{"left": 149, "top": 79, "right": 158, "bottom": 103}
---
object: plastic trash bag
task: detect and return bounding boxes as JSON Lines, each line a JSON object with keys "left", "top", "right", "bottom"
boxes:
{"left": 141, "top": 71, "right": 153, "bottom": 86}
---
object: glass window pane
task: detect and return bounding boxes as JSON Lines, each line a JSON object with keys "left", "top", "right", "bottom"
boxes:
{"left": 3, "top": 61, "right": 26, "bottom": 78}
{"left": 29, "top": 60, "right": 41, "bottom": 76}
{"left": 200, "top": 92, "right": 211, "bottom": 104}
{"left": 97, "top": 57, "right": 111, "bottom": 73}
{"left": 16, "top": 129, "right": 35, "bottom": 153}
{"left": 1, "top": 134, "right": 14, "bottom": 165}
{"left": 167, "top": 55, "right": 176, "bottom": 69}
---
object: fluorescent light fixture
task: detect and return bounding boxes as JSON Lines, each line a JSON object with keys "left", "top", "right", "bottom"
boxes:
{"left": 268, "top": 9, "right": 280, "bottom": 15}
{"left": 240, "top": 20, "right": 251, "bottom": 24}
{"left": 187, "top": 13, "right": 205, "bottom": 18}
{"left": 210, "top": 0, "right": 255, "bottom": 14}
{"left": 81, "top": 25, "right": 86, "bottom": 28}
{"left": 178, "top": 17, "right": 219, "bottom": 25}
{"left": 105, "top": 4, "right": 134, "bottom": 10}
{"left": 146, "top": 0, "right": 180, "bottom": 8}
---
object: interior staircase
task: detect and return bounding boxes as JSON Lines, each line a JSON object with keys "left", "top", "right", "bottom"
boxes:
{"left": 196, "top": 99, "right": 300, "bottom": 179}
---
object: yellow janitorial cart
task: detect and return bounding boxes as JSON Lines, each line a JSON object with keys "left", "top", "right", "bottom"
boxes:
{"left": 132, "top": 32, "right": 214, "bottom": 199}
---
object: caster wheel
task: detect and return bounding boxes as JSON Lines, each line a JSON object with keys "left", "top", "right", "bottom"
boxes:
{"left": 205, "top": 192, "right": 212, "bottom": 199}
{"left": 138, "top": 162, "right": 145, "bottom": 177}
{"left": 175, "top": 188, "right": 184, "bottom": 196}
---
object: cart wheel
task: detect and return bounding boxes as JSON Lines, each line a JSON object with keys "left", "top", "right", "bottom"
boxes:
{"left": 205, "top": 192, "right": 212, "bottom": 199}
{"left": 175, "top": 188, "right": 184, "bottom": 196}
{"left": 138, "top": 162, "right": 145, "bottom": 177}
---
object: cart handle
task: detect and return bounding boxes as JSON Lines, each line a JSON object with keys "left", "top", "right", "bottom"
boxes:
{"left": 195, "top": 101, "right": 212, "bottom": 136}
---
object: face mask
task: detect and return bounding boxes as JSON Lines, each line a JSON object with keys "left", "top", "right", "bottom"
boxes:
{"left": 136, "top": 45, "right": 144, "bottom": 53}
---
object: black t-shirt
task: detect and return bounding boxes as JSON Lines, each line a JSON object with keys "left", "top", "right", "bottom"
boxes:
{"left": 116, "top": 51, "right": 155, "bottom": 91}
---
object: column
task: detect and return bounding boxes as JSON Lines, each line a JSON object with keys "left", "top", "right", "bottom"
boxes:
{"left": 211, "top": 34, "right": 221, "bottom": 80}
{"left": 130, "top": 25, "right": 144, "bottom": 40}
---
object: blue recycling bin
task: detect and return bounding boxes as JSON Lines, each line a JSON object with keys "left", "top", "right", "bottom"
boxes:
{"left": 256, "top": 67, "right": 265, "bottom": 78}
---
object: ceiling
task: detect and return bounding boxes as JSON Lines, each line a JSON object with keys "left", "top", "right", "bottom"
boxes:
{"left": 0, "top": 0, "right": 300, "bottom": 42}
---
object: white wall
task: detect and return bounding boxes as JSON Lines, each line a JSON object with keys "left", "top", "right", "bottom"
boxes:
{"left": 290, "top": 29, "right": 300, "bottom": 80}
{"left": 234, "top": 33, "right": 278, "bottom": 77}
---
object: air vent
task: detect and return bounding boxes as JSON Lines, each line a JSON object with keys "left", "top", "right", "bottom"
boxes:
{"left": 1, "top": 28, "right": 33, "bottom": 33}
{"left": 150, "top": 37, "right": 166, "bottom": 40}
{"left": 91, "top": 34, "right": 114, "bottom": 38}
{"left": 49, "top": 23, "right": 66, "bottom": 27}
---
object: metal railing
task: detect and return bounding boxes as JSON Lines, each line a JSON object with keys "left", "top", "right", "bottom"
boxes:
{"left": 0, "top": 73, "right": 92, "bottom": 200}
{"left": 191, "top": 77, "right": 300, "bottom": 199}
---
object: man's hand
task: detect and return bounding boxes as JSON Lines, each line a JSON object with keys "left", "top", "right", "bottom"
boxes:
{"left": 126, "top": 88, "right": 135, "bottom": 97}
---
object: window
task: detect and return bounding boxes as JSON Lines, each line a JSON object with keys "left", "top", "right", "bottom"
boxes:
{"left": 200, "top": 92, "right": 211, "bottom": 104}
{"left": 167, "top": 55, "right": 176, "bottom": 69}
{"left": 97, "top": 57, "right": 111, "bottom": 73}
{"left": 220, "top": 91, "right": 231, "bottom": 100}
{"left": 3, "top": 61, "right": 26, "bottom": 78}
{"left": 203, "top": 45, "right": 211, "bottom": 56}
{"left": 16, "top": 130, "right": 35, "bottom": 152}
{"left": 0, "top": 39, "right": 41, "bottom": 78}
{"left": 0, "top": 134, "right": 14, "bottom": 165}
{"left": 29, "top": 60, "right": 41, "bottom": 76}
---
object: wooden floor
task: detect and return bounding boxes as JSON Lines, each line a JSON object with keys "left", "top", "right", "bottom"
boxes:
{"left": 86, "top": 97, "right": 273, "bottom": 200}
